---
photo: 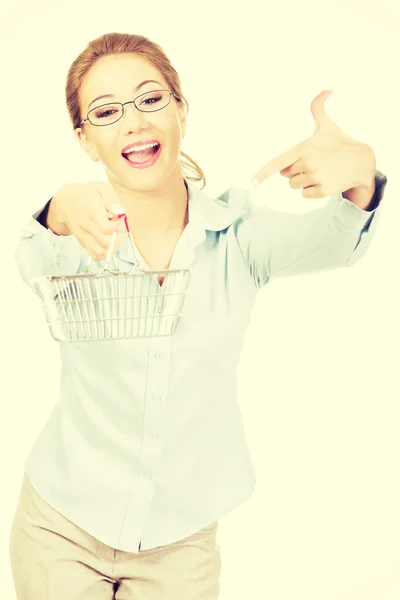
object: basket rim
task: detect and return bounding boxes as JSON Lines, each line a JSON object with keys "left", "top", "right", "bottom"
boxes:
{"left": 31, "top": 267, "right": 194, "bottom": 285}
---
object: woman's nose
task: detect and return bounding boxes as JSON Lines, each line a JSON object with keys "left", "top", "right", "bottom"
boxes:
{"left": 120, "top": 101, "right": 148, "bottom": 132}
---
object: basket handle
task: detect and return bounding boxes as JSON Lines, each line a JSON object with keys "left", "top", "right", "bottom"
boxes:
{"left": 84, "top": 212, "right": 139, "bottom": 273}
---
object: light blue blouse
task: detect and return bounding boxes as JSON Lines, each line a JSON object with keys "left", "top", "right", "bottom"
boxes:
{"left": 15, "top": 180, "right": 381, "bottom": 552}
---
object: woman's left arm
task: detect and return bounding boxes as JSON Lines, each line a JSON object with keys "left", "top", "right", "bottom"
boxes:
{"left": 232, "top": 173, "right": 385, "bottom": 287}
{"left": 233, "top": 89, "right": 387, "bottom": 286}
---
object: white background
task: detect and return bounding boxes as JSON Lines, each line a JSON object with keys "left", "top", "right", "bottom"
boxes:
{"left": 1, "top": 1, "right": 399, "bottom": 598}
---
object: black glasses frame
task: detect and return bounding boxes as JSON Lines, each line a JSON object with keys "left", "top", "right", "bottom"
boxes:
{"left": 79, "top": 90, "right": 178, "bottom": 127}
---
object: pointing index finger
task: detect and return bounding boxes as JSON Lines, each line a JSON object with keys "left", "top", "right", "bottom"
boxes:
{"left": 250, "top": 142, "right": 304, "bottom": 187}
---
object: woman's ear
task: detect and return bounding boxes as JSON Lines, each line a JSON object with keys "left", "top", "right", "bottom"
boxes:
{"left": 178, "top": 102, "right": 187, "bottom": 140}
{"left": 75, "top": 127, "right": 100, "bottom": 162}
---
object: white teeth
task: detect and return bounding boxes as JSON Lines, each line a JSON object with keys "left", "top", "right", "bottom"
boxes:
{"left": 124, "top": 142, "right": 159, "bottom": 154}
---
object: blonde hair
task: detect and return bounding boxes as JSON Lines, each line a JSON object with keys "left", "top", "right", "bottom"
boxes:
{"left": 65, "top": 32, "right": 206, "bottom": 189}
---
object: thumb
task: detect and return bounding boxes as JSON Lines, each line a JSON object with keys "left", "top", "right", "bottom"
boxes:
{"left": 310, "top": 89, "right": 334, "bottom": 132}
{"left": 108, "top": 203, "right": 126, "bottom": 220}
{"left": 91, "top": 182, "right": 128, "bottom": 231}
{"left": 91, "top": 181, "right": 125, "bottom": 213}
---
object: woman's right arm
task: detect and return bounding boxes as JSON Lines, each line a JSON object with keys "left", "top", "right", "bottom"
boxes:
{"left": 15, "top": 182, "right": 127, "bottom": 292}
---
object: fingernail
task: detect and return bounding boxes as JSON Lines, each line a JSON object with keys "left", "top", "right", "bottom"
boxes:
{"left": 110, "top": 203, "right": 125, "bottom": 214}
{"left": 248, "top": 179, "right": 259, "bottom": 191}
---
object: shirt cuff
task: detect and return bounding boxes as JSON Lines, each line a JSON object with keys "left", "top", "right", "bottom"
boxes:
{"left": 335, "top": 194, "right": 378, "bottom": 231}
{"left": 32, "top": 198, "right": 52, "bottom": 228}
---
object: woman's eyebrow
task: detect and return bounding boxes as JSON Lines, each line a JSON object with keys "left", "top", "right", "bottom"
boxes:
{"left": 88, "top": 79, "right": 163, "bottom": 109}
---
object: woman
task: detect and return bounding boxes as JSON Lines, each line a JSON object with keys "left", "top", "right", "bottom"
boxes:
{"left": 9, "top": 31, "right": 387, "bottom": 600}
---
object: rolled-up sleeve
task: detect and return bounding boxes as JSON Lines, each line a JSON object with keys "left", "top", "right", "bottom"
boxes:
{"left": 233, "top": 190, "right": 381, "bottom": 287}
{"left": 15, "top": 216, "right": 85, "bottom": 291}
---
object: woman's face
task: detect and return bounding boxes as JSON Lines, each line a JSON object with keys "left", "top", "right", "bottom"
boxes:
{"left": 76, "top": 53, "right": 187, "bottom": 193}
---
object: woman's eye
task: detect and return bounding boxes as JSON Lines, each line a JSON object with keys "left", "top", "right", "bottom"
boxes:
{"left": 96, "top": 108, "right": 117, "bottom": 118}
{"left": 141, "top": 94, "right": 162, "bottom": 106}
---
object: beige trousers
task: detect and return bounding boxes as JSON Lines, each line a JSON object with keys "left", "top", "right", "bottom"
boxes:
{"left": 9, "top": 473, "right": 221, "bottom": 600}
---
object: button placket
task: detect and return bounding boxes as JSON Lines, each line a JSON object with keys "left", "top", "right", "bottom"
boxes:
{"left": 139, "top": 340, "right": 171, "bottom": 483}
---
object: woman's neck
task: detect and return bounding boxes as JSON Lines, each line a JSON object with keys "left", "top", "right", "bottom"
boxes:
{"left": 111, "top": 173, "right": 189, "bottom": 238}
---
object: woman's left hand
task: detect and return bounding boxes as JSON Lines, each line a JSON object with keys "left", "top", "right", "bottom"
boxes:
{"left": 249, "top": 90, "right": 376, "bottom": 208}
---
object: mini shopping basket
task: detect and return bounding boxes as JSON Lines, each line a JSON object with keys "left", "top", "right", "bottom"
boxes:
{"left": 31, "top": 213, "right": 193, "bottom": 342}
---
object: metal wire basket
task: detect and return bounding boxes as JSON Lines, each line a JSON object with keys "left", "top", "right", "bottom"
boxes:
{"left": 31, "top": 213, "right": 193, "bottom": 342}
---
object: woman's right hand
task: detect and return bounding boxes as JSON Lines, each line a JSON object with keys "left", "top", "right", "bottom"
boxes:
{"left": 47, "top": 181, "right": 128, "bottom": 261}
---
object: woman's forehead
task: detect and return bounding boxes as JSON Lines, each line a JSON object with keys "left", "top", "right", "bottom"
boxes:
{"left": 80, "top": 54, "right": 166, "bottom": 107}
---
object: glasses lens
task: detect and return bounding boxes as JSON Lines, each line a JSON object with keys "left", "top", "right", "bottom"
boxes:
{"left": 89, "top": 104, "right": 123, "bottom": 125}
{"left": 136, "top": 91, "right": 170, "bottom": 112}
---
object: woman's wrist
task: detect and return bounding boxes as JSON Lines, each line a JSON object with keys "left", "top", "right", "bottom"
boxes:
{"left": 46, "top": 196, "right": 71, "bottom": 236}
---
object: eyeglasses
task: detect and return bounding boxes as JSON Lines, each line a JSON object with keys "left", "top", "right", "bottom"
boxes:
{"left": 79, "top": 90, "right": 178, "bottom": 127}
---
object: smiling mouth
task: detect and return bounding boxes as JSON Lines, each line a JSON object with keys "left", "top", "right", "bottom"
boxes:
{"left": 122, "top": 143, "right": 160, "bottom": 164}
